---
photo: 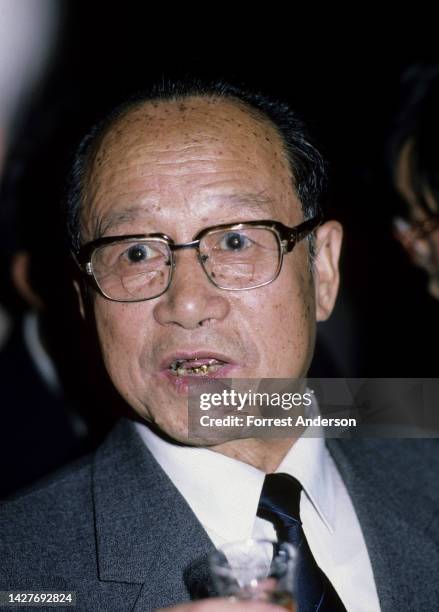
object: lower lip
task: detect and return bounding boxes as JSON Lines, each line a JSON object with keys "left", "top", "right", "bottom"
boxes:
{"left": 158, "top": 363, "right": 237, "bottom": 394}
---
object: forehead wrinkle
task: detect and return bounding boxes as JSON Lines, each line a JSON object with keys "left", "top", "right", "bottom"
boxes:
{"left": 132, "top": 164, "right": 262, "bottom": 180}
{"left": 87, "top": 162, "right": 275, "bottom": 208}
{"left": 205, "top": 192, "right": 276, "bottom": 216}
{"left": 89, "top": 155, "right": 269, "bottom": 193}
{"left": 87, "top": 191, "right": 281, "bottom": 241}
{"left": 88, "top": 165, "right": 275, "bottom": 210}
{"left": 93, "top": 205, "right": 150, "bottom": 238}
{"left": 84, "top": 162, "right": 296, "bottom": 240}
{"left": 82, "top": 179, "right": 160, "bottom": 239}
{"left": 100, "top": 148, "right": 272, "bottom": 173}
{"left": 94, "top": 143, "right": 227, "bottom": 168}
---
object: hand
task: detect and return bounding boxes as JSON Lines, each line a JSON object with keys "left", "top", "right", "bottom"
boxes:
{"left": 157, "top": 599, "right": 286, "bottom": 611}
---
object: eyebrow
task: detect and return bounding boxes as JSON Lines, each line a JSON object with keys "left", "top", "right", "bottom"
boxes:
{"left": 94, "top": 192, "right": 276, "bottom": 238}
{"left": 95, "top": 206, "right": 146, "bottom": 238}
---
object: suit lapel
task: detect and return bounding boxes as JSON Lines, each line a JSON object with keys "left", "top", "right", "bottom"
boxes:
{"left": 93, "top": 420, "right": 439, "bottom": 610}
{"left": 328, "top": 438, "right": 439, "bottom": 611}
{"left": 92, "top": 419, "right": 215, "bottom": 611}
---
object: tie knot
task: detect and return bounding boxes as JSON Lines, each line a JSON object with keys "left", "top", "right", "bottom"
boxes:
{"left": 257, "top": 473, "right": 302, "bottom": 528}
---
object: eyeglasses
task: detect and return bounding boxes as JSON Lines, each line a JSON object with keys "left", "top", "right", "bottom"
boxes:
{"left": 74, "top": 216, "right": 321, "bottom": 303}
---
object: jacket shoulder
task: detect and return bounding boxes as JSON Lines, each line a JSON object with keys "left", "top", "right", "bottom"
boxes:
{"left": 329, "top": 437, "right": 439, "bottom": 528}
{"left": 0, "top": 454, "right": 96, "bottom": 581}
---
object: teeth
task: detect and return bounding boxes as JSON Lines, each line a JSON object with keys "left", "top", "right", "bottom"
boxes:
{"left": 171, "top": 361, "right": 213, "bottom": 376}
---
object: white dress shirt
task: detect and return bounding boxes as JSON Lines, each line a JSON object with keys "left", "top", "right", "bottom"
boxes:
{"left": 135, "top": 421, "right": 380, "bottom": 612}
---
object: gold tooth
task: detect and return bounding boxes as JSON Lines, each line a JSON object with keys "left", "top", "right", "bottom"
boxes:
{"left": 175, "top": 364, "right": 211, "bottom": 376}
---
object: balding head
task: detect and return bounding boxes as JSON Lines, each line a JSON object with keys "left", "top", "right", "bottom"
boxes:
{"left": 80, "top": 96, "right": 296, "bottom": 246}
{"left": 66, "top": 80, "right": 326, "bottom": 253}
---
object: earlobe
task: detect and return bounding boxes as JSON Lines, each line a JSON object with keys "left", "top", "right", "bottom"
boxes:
{"left": 313, "top": 220, "right": 343, "bottom": 321}
{"left": 73, "top": 280, "right": 87, "bottom": 319}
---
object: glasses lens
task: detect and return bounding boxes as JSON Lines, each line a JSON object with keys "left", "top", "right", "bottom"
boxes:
{"left": 91, "top": 239, "right": 171, "bottom": 301}
{"left": 200, "top": 227, "right": 281, "bottom": 289}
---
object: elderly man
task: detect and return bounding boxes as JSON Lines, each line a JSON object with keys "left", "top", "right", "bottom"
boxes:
{"left": 1, "top": 80, "right": 438, "bottom": 612}
{"left": 0, "top": 0, "right": 94, "bottom": 498}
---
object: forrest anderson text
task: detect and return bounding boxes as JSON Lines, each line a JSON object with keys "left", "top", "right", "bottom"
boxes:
{"left": 199, "top": 415, "right": 357, "bottom": 427}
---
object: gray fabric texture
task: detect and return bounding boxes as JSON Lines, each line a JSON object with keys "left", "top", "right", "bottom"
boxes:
{"left": 1, "top": 419, "right": 438, "bottom": 611}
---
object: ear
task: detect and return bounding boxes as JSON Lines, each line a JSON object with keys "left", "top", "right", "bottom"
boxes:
{"left": 11, "top": 251, "right": 44, "bottom": 309}
{"left": 73, "top": 279, "right": 87, "bottom": 319}
{"left": 313, "top": 220, "right": 343, "bottom": 321}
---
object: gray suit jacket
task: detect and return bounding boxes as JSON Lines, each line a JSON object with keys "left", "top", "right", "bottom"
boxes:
{"left": 1, "top": 419, "right": 438, "bottom": 611}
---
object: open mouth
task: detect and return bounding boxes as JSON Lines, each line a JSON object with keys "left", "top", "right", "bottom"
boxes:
{"left": 169, "top": 358, "right": 227, "bottom": 377}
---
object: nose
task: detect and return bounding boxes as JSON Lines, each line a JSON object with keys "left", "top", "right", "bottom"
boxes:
{"left": 152, "top": 249, "right": 230, "bottom": 329}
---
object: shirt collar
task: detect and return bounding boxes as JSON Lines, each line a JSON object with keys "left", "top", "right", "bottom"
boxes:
{"left": 135, "top": 415, "right": 335, "bottom": 541}
{"left": 277, "top": 431, "right": 335, "bottom": 532}
{"left": 135, "top": 421, "right": 266, "bottom": 542}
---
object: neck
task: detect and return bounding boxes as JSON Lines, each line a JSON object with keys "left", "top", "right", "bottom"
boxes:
{"left": 210, "top": 436, "right": 298, "bottom": 472}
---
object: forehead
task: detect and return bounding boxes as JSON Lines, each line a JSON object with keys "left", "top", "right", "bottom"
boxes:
{"left": 92, "top": 96, "right": 288, "bottom": 160}
{"left": 82, "top": 96, "right": 298, "bottom": 237}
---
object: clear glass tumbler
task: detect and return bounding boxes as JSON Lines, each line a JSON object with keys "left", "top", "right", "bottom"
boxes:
{"left": 208, "top": 539, "right": 297, "bottom": 610}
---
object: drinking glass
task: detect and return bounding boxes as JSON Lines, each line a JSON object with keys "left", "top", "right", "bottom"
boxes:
{"left": 208, "top": 539, "right": 297, "bottom": 610}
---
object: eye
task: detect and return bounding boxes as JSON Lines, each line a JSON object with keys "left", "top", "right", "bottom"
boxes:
{"left": 124, "top": 243, "right": 152, "bottom": 263}
{"left": 219, "top": 231, "right": 252, "bottom": 251}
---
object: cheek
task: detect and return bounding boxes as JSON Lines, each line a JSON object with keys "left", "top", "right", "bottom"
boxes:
{"left": 241, "top": 260, "right": 315, "bottom": 377}
{"left": 93, "top": 300, "right": 148, "bottom": 393}
{"left": 276, "top": 286, "right": 314, "bottom": 373}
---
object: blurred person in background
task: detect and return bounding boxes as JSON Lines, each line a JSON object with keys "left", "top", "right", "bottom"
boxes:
{"left": 390, "top": 64, "right": 439, "bottom": 301}
{"left": 0, "top": 0, "right": 59, "bottom": 346}
{"left": 0, "top": 0, "right": 114, "bottom": 498}
{"left": 0, "top": 0, "right": 58, "bottom": 171}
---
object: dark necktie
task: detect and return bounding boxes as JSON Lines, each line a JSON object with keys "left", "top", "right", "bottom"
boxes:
{"left": 257, "top": 473, "right": 346, "bottom": 612}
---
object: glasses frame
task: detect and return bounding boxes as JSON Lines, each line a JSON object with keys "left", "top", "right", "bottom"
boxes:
{"left": 74, "top": 215, "right": 322, "bottom": 303}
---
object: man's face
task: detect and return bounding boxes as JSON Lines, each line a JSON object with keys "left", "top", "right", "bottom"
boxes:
{"left": 79, "top": 97, "right": 341, "bottom": 443}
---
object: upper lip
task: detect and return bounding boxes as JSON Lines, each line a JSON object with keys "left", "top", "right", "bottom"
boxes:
{"left": 159, "top": 350, "right": 237, "bottom": 370}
